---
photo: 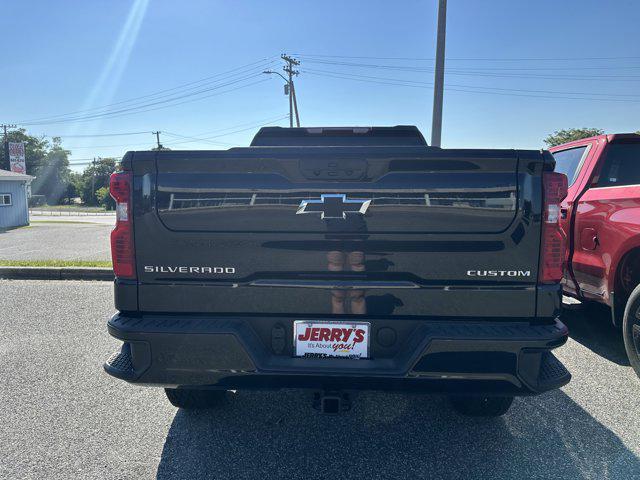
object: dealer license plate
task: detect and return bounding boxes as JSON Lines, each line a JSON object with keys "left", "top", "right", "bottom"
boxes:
{"left": 293, "top": 321, "right": 370, "bottom": 359}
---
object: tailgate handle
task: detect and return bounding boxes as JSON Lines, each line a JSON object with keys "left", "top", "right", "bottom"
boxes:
{"left": 249, "top": 279, "right": 419, "bottom": 289}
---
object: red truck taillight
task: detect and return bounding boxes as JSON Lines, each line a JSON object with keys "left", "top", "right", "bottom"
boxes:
{"left": 539, "top": 171, "right": 568, "bottom": 284}
{"left": 109, "top": 171, "right": 136, "bottom": 279}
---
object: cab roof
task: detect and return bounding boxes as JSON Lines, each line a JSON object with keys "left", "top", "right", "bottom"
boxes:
{"left": 249, "top": 126, "right": 428, "bottom": 147}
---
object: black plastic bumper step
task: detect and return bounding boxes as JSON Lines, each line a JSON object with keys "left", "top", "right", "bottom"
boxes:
{"left": 105, "top": 344, "right": 135, "bottom": 380}
{"left": 537, "top": 351, "right": 570, "bottom": 388}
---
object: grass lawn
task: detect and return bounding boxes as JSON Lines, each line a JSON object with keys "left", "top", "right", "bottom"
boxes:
{"left": 30, "top": 205, "right": 109, "bottom": 213}
{"left": 0, "top": 260, "right": 112, "bottom": 268}
{"left": 30, "top": 220, "right": 103, "bottom": 225}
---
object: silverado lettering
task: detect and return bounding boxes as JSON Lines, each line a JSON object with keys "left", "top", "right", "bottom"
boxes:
{"left": 144, "top": 266, "right": 236, "bottom": 274}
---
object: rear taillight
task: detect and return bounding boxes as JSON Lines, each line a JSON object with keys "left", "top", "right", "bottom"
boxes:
{"left": 110, "top": 171, "right": 135, "bottom": 279}
{"left": 539, "top": 171, "right": 568, "bottom": 284}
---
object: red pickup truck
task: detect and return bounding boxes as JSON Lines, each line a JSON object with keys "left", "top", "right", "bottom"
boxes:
{"left": 549, "top": 133, "right": 640, "bottom": 376}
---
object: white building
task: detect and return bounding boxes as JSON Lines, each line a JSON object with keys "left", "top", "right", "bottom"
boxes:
{"left": 0, "top": 169, "right": 34, "bottom": 229}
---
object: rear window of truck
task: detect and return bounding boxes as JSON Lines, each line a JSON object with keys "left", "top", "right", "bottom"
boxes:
{"left": 551, "top": 146, "right": 588, "bottom": 186}
{"left": 597, "top": 143, "right": 640, "bottom": 187}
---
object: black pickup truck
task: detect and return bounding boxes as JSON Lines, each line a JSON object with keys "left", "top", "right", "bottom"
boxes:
{"left": 104, "top": 126, "right": 570, "bottom": 416}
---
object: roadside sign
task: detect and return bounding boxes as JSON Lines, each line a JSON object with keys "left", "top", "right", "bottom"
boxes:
{"left": 9, "top": 142, "right": 26, "bottom": 174}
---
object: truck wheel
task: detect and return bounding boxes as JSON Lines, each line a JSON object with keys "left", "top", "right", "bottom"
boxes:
{"left": 622, "top": 284, "right": 640, "bottom": 378}
{"left": 164, "top": 388, "right": 228, "bottom": 409}
{"left": 449, "top": 395, "right": 514, "bottom": 417}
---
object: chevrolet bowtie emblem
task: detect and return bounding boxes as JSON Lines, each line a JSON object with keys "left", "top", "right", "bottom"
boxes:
{"left": 296, "top": 194, "right": 371, "bottom": 219}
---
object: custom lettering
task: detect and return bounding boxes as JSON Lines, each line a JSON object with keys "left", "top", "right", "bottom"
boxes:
{"left": 467, "top": 270, "right": 531, "bottom": 277}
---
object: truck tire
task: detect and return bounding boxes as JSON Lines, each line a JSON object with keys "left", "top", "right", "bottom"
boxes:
{"left": 622, "top": 284, "right": 640, "bottom": 378}
{"left": 449, "top": 395, "right": 514, "bottom": 417}
{"left": 164, "top": 388, "right": 228, "bottom": 409}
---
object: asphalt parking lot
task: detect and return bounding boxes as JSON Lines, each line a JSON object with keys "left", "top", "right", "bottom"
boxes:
{"left": 1, "top": 280, "right": 639, "bottom": 479}
{"left": 0, "top": 221, "right": 111, "bottom": 261}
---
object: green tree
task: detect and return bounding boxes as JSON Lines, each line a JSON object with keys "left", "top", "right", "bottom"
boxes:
{"left": 64, "top": 171, "right": 83, "bottom": 205}
{"left": 79, "top": 157, "right": 117, "bottom": 206}
{"left": 95, "top": 186, "right": 115, "bottom": 210}
{"left": 543, "top": 128, "right": 604, "bottom": 147}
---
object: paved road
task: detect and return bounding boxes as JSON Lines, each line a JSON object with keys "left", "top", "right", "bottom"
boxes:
{"left": 0, "top": 222, "right": 111, "bottom": 261}
{"left": 1, "top": 280, "right": 639, "bottom": 479}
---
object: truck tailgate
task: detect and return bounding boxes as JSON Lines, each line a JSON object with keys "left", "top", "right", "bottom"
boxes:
{"left": 129, "top": 146, "right": 544, "bottom": 317}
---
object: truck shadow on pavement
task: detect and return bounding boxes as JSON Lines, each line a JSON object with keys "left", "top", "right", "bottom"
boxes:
{"left": 156, "top": 389, "right": 639, "bottom": 479}
{"left": 562, "top": 306, "right": 630, "bottom": 366}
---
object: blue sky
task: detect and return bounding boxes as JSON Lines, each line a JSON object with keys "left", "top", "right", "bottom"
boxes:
{"left": 2, "top": 0, "right": 639, "bottom": 169}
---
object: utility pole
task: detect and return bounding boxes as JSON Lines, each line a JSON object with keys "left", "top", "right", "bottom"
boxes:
{"left": 263, "top": 54, "right": 301, "bottom": 127}
{"left": 282, "top": 54, "right": 301, "bottom": 127}
{"left": 290, "top": 81, "right": 301, "bottom": 128}
{"left": 431, "top": 0, "right": 447, "bottom": 147}
{"left": 2, "top": 124, "right": 16, "bottom": 141}
{"left": 2, "top": 124, "right": 17, "bottom": 170}
{"left": 152, "top": 131, "right": 163, "bottom": 150}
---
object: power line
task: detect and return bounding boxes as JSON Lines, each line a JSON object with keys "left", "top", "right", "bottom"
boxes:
{"left": 300, "top": 58, "right": 640, "bottom": 80}
{"left": 305, "top": 69, "right": 640, "bottom": 102}
{"left": 162, "top": 131, "right": 234, "bottom": 147}
{"left": 19, "top": 64, "right": 273, "bottom": 125}
{"left": 303, "top": 68, "right": 640, "bottom": 98}
{"left": 47, "top": 131, "right": 151, "bottom": 138}
{"left": 20, "top": 73, "right": 264, "bottom": 125}
{"left": 65, "top": 114, "right": 290, "bottom": 159}
{"left": 57, "top": 115, "right": 289, "bottom": 150}
{"left": 443, "top": 70, "right": 640, "bottom": 81}
{"left": 197, "top": 115, "right": 290, "bottom": 140}
{"left": 63, "top": 141, "right": 155, "bottom": 149}
{"left": 96, "top": 78, "right": 271, "bottom": 123}
{"left": 174, "top": 113, "right": 292, "bottom": 137}
{"left": 436, "top": 65, "right": 640, "bottom": 71}
{"left": 20, "top": 77, "right": 270, "bottom": 126}
{"left": 162, "top": 114, "right": 290, "bottom": 146}
{"left": 301, "top": 58, "right": 640, "bottom": 78}
{"left": 294, "top": 52, "right": 640, "bottom": 61}
{"left": 304, "top": 70, "right": 640, "bottom": 103}
{"left": 16, "top": 57, "right": 278, "bottom": 125}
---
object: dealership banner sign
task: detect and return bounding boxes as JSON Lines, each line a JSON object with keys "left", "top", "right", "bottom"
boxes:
{"left": 9, "top": 142, "right": 26, "bottom": 174}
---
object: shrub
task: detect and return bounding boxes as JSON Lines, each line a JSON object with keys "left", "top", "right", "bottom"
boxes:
{"left": 95, "top": 186, "right": 115, "bottom": 210}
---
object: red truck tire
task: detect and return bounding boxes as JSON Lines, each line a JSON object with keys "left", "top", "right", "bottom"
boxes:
{"left": 623, "top": 284, "right": 640, "bottom": 378}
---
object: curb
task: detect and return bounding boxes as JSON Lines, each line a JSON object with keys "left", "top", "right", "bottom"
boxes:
{"left": 0, "top": 267, "right": 114, "bottom": 281}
